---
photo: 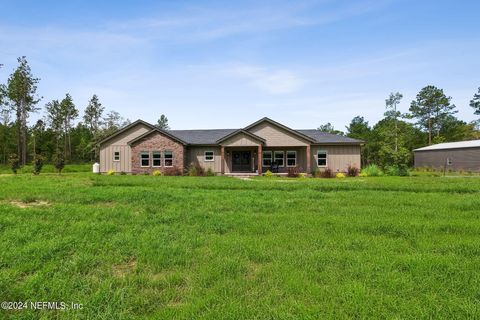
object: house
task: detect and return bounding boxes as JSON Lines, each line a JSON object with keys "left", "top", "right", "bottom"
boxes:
{"left": 414, "top": 140, "right": 480, "bottom": 172}
{"left": 98, "top": 117, "right": 363, "bottom": 175}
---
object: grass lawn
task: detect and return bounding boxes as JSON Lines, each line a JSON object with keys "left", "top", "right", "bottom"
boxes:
{"left": 0, "top": 174, "right": 479, "bottom": 319}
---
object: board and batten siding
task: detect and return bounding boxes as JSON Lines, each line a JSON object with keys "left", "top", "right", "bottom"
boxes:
{"left": 99, "top": 123, "right": 152, "bottom": 173}
{"left": 311, "top": 145, "right": 361, "bottom": 172}
{"left": 414, "top": 148, "right": 480, "bottom": 171}
{"left": 248, "top": 122, "right": 309, "bottom": 146}
{"left": 221, "top": 133, "right": 261, "bottom": 147}
{"left": 186, "top": 146, "right": 222, "bottom": 173}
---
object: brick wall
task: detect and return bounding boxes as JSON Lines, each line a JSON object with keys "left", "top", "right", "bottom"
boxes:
{"left": 130, "top": 132, "right": 185, "bottom": 174}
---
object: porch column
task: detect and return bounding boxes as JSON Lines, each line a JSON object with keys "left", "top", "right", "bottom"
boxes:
{"left": 306, "top": 145, "right": 311, "bottom": 174}
{"left": 221, "top": 145, "right": 225, "bottom": 175}
{"left": 258, "top": 144, "right": 262, "bottom": 175}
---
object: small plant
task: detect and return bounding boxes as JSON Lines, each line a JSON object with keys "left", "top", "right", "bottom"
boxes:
{"left": 299, "top": 172, "right": 306, "bottom": 178}
{"left": 336, "top": 172, "right": 346, "bottom": 179}
{"left": 107, "top": 169, "right": 115, "bottom": 175}
{"left": 359, "top": 172, "right": 368, "bottom": 177}
{"left": 120, "top": 171, "right": 127, "bottom": 175}
{"left": 33, "top": 155, "right": 44, "bottom": 175}
{"left": 264, "top": 170, "right": 273, "bottom": 177}
{"left": 385, "top": 165, "right": 409, "bottom": 177}
{"left": 206, "top": 167, "right": 215, "bottom": 176}
{"left": 347, "top": 165, "right": 359, "bottom": 177}
{"left": 143, "top": 171, "right": 150, "bottom": 175}
{"left": 361, "top": 164, "right": 383, "bottom": 177}
{"left": 320, "top": 168, "right": 333, "bottom": 178}
{"left": 163, "top": 167, "right": 182, "bottom": 176}
{"left": 187, "top": 163, "right": 205, "bottom": 176}
{"left": 53, "top": 152, "right": 65, "bottom": 174}
{"left": 8, "top": 154, "right": 20, "bottom": 174}
{"left": 287, "top": 167, "right": 299, "bottom": 178}
{"left": 152, "top": 170, "right": 162, "bottom": 176}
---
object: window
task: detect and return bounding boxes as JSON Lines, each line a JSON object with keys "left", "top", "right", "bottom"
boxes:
{"left": 274, "top": 151, "right": 284, "bottom": 167}
{"left": 152, "top": 151, "right": 162, "bottom": 167}
{"left": 205, "top": 151, "right": 214, "bottom": 161}
{"left": 317, "top": 150, "right": 327, "bottom": 167}
{"left": 286, "top": 151, "right": 296, "bottom": 167}
{"left": 140, "top": 152, "right": 150, "bottom": 167}
{"left": 447, "top": 158, "right": 452, "bottom": 165}
{"left": 262, "top": 151, "right": 272, "bottom": 167}
{"left": 164, "top": 151, "right": 173, "bottom": 167}
{"left": 113, "top": 151, "right": 120, "bottom": 161}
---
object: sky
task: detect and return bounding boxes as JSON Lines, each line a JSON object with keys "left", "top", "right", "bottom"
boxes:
{"left": 0, "top": 0, "right": 479, "bottom": 130}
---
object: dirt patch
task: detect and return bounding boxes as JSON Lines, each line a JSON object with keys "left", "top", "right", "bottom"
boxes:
{"left": 9, "top": 200, "right": 50, "bottom": 208}
{"left": 112, "top": 258, "right": 137, "bottom": 278}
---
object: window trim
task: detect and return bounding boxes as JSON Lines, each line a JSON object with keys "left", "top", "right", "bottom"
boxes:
{"left": 152, "top": 151, "right": 162, "bottom": 167}
{"left": 204, "top": 151, "right": 214, "bottom": 162}
{"left": 140, "top": 152, "right": 150, "bottom": 167}
{"left": 113, "top": 151, "right": 120, "bottom": 162}
{"left": 164, "top": 150, "right": 173, "bottom": 167}
{"left": 317, "top": 150, "right": 327, "bottom": 167}
{"left": 447, "top": 158, "right": 452, "bottom": 166}
{"left": 262, "top": 151, "right": 272, "bottom": 167}
{"left": 286, "top": 150, "right": 297, "bottom": 167}
{"left": 274, "top": 151, "right": 284, "bottom": 167}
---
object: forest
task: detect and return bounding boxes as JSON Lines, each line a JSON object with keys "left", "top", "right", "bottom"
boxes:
{"left": 0, "top": 56, "right": 479, "bottom": 171}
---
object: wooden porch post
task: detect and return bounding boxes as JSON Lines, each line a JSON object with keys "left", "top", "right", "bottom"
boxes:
{"left": 221, "top": 146, "right": 225, "bottom": 175}
{"left": 306, "top": 145, "right": 311, "bottom": 174}
{"left": 258, "top": 144, "right": 262, "bottom": 175}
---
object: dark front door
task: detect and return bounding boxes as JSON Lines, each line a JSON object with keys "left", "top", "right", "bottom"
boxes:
{"left": 232, "top": 151, "right": 252, "bottom": 172}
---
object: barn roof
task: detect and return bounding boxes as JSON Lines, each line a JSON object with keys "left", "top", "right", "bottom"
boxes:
{"left": 414, "top": 140, "right": 480, "bottom": 151}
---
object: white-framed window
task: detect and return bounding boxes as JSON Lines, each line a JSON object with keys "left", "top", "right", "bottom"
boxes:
{"left": 317, "top": 150, "right": 327, "bottom": 167}
{"left": 274, "top": 151, "right": 284, "bottom": 167}
{"left": 286, "top": 151, "right": 296, "bottom": 167}
{"left": 204, "top": 151, "right": 214, "bottom": 161}
{"left": 140, "top": 152, "right": 150, "bottom": 167}
{"left": 262, "top": 151, "right": 272, "bottom": 167}
{"left": 447, "top": 158, "right": 452, "bottom": 165}
{"left": 152, "top": 151, "right": 162, "bottom": 167}
{"left": 113, "top": 151, "right": 120, "bottom": 161}
{"left": 164, "top": 151, "right": 173, "bottom": 167}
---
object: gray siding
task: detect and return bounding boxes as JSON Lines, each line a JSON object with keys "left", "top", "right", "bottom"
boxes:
{"left": 414, "top": 148, "right": 480, "bottom": 171}
{"left": 311, "top": 145, "right": 361, "bottom": 173}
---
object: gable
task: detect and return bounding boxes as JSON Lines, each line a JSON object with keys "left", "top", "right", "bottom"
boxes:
{"left": 220, "top": 132, "right": 262, "bottom": 146}
{"left": 247, "top": 122, "right": 309, "bottom": 146}
{"left": 102, "top": 123, "right": 153, "bottom": 146}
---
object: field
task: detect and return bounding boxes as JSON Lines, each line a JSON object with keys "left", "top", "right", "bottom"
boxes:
{"left": 1, "top": 174, "right": 479, "bottom": 319}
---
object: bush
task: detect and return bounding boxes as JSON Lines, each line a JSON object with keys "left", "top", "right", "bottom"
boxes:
{"left": 163, "top": 167, "right": 183, "bottom": 176}
{"left": 299, "top": 172, "right": 306, "bottom": 178}
{"left": 8, "top": 154, "right": 20, "bottom": 174}
{"left": 206, "top": 167, "right": 215, "bottom": 176}
{"left": 385, "top": 165, "right": 409, "bottom": 177}
{"left": 320, "top": 168, "right": 334, "bottom": 178}
{"left": 264, "top": 170, "right": 273, "bottom": 177}
{"left": 347, "top": 165, "right": 359, "bottom": 177}
{"left": 53, "top": 153, "right": 65, "bottom": 174}
{"left": 187, "top": 163, "right": 205, "bottom": 176}
{"left": 33, "top": 155, "right": 44, "bottom": 175}
{"left": 336, "top": 172, "right": 346, "bottom": 179}
{"left": 361, "top": 164, "right": 383, "bottom": 177}
{"left": 359, "top": 172, "right": 368, "bottom": 177}
{"left": 107, "top": 169, "right": 115, "bottom": 175}
{"left": 152, "top": 170, "right": 162, "bottom": 176}
{"left": 120, "top": 171, "right": 127, "bottom": 175}
{"left": 287, "top": 167, "right": 299, "bottom": 178}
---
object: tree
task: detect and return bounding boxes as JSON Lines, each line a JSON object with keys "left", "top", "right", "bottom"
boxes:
{"left": 408, "top": 85, "right": 457, "bottom": 145}
{"left": 317, "top": 122, "right": 344, "bottom": 135}
{"left": 157, "top": 114, "right": 170, "bottom": 130}
{"left": 59, "top": 93, "right": 78, "bottom": 159}
{"left": 346, "top": 116, "right": 371, "bottom": 167}
{"left": 470, "top": 87, "right": 480, "bottom": 119}
{"left": 385, "top": 92, "right": 403, "bottom": 152}
{"left": 83, "top": 95, "right": 104, "bottom": 160}
{"left": 6, "top": 56, "right": 41, "bottom": 165}
{"left": 45, "top": 99, "right": 63, "bottom": 153}
{"left": 103, "top": 111, "right": 127, "bottom": 136}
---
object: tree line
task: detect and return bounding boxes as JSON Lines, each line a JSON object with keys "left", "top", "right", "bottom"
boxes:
{"left": 0, "top": 57, "right": 170, "bottom": 166}
{"left": 319, "top": 87, "right": 480, "bottom": 169}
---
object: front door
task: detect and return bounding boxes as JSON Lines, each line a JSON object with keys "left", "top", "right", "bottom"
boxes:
{"left": 232, "top": 151, "right": 252, "bottom": 172}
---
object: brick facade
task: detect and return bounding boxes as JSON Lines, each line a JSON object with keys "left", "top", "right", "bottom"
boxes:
{"left": 130, "top": 132, "right": 185, "bottom": 174}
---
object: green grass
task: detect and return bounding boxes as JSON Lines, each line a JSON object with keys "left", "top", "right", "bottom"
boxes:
{"left": 0, "top": 163, "right": 92, "bottom": 174}
{"left": 1, "top": 174, "right": 479, "bottom": 319}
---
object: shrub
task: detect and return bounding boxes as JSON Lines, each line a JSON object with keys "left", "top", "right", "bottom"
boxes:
{"left": 320, "top": 168, "right": 333, "bottom": 178}
{"left": 187, "top": 163, "right": 205, "bottom": 176}
{"left": 299, "top": 172, "right": 306, "bottom": 178}
{"left": 163, "top": 167, "right": 183, "bottom": 176}
{"left": 143, "top": 171, "right": 150, "bottom": 175}
{"left": 53, "top": 152, "right": 65, "bottom": 174}
{"left": 359, "top": 172, "right": 368, "bottom": 177}
{"left": 264, "top": 170, "right": 273, "bottom": 177}
{"left": 287, "top": 167, "right": 299, "bottom": 178}
{"left": 385, "top": 165, "right": 409, "bottom": 177}
{"left": 107, "top": 169, "right": 115, "bottom": 176}
{"left": 347, "top": 165, "right": 359, "bottom": 177}
{"left": 336, "top": 172, "right": 346, "bottom": 178}
{"left": 206, "top": 167, "right": 215, "bottom": 176}
{"left": 8, "top": 154, "right": 20, "bottom": 174}
{"left": 33, "top": 155, "right": 44, "bottom": 175}
{"left": 120, "top": 171, "right": 127, "bottom": 175}
{"left": 361, "top": 164, "right": 383, "bottom": 177}
{"left": 152, "top": 170, "right": 162, "bottom": 176}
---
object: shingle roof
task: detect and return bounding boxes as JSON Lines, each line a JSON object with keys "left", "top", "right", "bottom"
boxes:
{"left": 168, "top": 129, "right": 237, "bottom": 145}
{"left": 297, "top": 130, "right": 364, "bottom": 144}
{"left": 414, "top": 140, "right": 480, "bottom": 151}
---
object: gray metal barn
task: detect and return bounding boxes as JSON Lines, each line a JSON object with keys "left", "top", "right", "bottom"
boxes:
{"left": 414, "top": 140, "right": 480, "bottom": 172}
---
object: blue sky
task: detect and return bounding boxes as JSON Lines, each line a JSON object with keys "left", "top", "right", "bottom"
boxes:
{"left": 0, "top": 0, "right": 479, "bottom": 130}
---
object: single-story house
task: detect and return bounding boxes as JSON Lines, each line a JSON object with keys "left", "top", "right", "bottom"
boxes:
{"left": 414, "top": 140, "right": 480, "bottom": 171}
{"left": 99, "top": 117, "right": 363, "bottom": 175}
